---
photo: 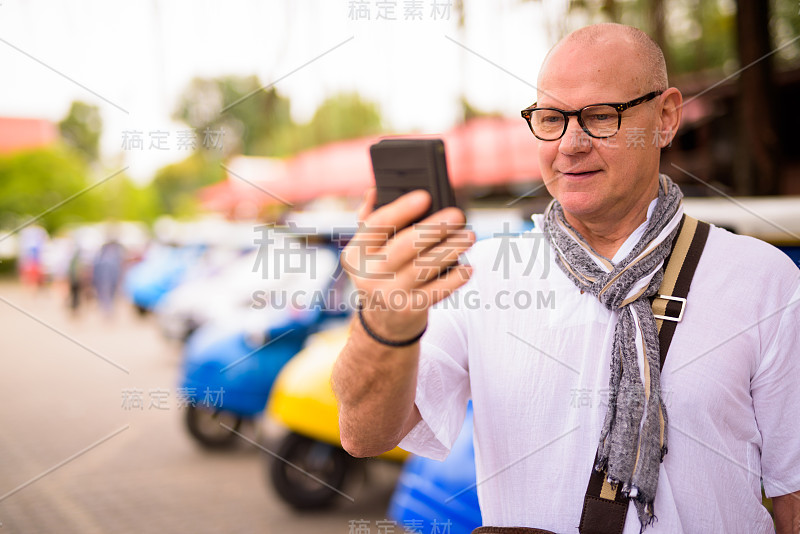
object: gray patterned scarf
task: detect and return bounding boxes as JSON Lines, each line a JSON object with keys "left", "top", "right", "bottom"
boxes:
{"left": 542, "top": 175, "right": 684, "bottom": 530}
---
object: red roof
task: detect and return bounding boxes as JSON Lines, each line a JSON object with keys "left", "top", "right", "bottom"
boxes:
{"left": 202, "top": 117, "right": 543, "bottom": 211}
{"left": 0, "top": 117, "right": 58, "bottom": 154}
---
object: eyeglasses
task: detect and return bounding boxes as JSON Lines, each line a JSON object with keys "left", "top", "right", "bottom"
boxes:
{"left": 520, "top": 91, "right": 663, "bottom": 141}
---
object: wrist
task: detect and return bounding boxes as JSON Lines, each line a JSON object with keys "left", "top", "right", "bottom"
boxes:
{"left": 356, "top": 303, "right": 427, "bottom": 348}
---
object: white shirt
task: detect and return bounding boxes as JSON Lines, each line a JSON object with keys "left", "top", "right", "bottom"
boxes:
{"left": 399, "top": 212, "right": 800, "bottom": 534}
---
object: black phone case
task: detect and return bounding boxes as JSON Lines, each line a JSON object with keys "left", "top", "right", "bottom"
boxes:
{"left": 369, "top": 138, "right": 457, "bottom": 225}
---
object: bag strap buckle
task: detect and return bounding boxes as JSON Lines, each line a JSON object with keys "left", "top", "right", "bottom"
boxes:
{"left": 653, "top": 294, "right": 686, "bottom": 322}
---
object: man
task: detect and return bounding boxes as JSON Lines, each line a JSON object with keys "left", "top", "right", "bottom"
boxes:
{"left": 332, "top": 23, "right": 800, "bottom": 533}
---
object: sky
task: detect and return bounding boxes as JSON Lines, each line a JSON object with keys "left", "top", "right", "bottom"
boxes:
{"left": 0, "top": 0, "right": 570, "bottom": 182}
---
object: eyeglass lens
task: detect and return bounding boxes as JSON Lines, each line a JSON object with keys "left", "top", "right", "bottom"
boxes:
{"left": 530, "top": 105, "right": 619, "bottom": 140}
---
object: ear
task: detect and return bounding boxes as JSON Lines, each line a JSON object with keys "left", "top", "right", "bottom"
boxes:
{"left": 655, "top": 88, "right": 682, "bottom": 148}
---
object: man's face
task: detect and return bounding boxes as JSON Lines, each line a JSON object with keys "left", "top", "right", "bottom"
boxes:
{"left": 536, "top": 38, "right": 663, "bottom": 223}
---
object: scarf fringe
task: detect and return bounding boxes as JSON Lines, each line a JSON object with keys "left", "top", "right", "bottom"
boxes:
{"left": 636, "top": 497, "right": 658, "bottom": 533}
{"left": 590, "top": 466, "right": 659, "bottom": 533}
{"left": 594, "top": 455, "right": 660, "bottom": 533}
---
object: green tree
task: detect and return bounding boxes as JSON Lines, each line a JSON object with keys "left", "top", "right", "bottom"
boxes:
{"left": 58, "top": 101, "right": 103, "bottom": 163}
{"left": 173, "top": 75, "right": 293, "bottom": 157}
{"left": 0, "top": 145, "right": 159, "bottom": 232}
{"left": 173, "top": 77, "right": 385, "bottom": 157}
{"left": 87, "top": 175, "right": 161, "bottom": 225}
{"left": 289, "top": 92, "right": 383, "bottom": 153}
{"left": 164, "top": 78, "right": 385, "bottom": 217}
{"left": 666, "top": 0, "right": 736, "bottom": 76}
{"left": 0, "top": 146, "right": 102, "bottom": 232}
{"left": 149, "top": 152, "right": 225, "bottom": 216}
{"left": 545, "top": 0, "right": 799, "bottom": 79}
{"left": 460, "top": 97, "right": 503, "bottom": 122}
{"left": 771, "top": 0, "right": 800, "bottom": 64}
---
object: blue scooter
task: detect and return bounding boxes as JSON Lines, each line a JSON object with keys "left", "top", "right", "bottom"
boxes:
{"left": 388, "top": 403, "right": 482, "bottom": 532}
{"left": 124, "top": 243, "right": 206, "bottom": 314}
{"left": 179, "top": 241, "right": 350, "bottom": 449}
{"left": 181, "top": 307, "right": 332, "bottom": 449}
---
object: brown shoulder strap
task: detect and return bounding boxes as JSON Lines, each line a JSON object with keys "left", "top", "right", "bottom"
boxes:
{"left": 578, "top": 214, "right": 710, "bottom": 534}
{"left": 652, "top": 215, "right": 711, "bottom": 368}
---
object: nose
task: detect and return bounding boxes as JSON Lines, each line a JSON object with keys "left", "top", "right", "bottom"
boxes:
{"left": 558, "top": 115, "right": 592, "bottom": 155}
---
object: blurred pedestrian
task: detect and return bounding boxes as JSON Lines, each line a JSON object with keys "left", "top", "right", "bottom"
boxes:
{"left": 67, "top": 244, "right": 89, "bottom": 315}
{"left": 17, "top": 225, "right": 47, "bottom": 290}
{"left": 92, "top": 237, "right": 125, "bottom": 317}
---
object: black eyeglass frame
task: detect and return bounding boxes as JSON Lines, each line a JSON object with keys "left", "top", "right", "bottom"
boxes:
{"left": 520, "top": 90, "right": 664, "bottom": 141}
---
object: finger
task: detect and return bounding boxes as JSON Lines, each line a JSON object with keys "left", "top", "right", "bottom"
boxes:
{"left": 410, "top": 264, "right": 474, "bottom": 310}
{"left": 384, "top": 207, "right": 468, "bottom": 271}
{"left": 395, "top": 229, "right": 475, "bottom": 287}
{"left": 363, "top": 189, "right": 431, "bottom": 231}
{"left": 357, "top": 187, "right": 377, "bottom": 223}
{"left": 397, "top": 207, "right": 467, "bottom": 250}
{"left": 417, "top": 205, "right": 467, "bottom": 229}
{"left": 359, "top": 263, "right": 472, "bottom": 317}
{"left": 347, "top": 189, "right": 432, "bottom": 257}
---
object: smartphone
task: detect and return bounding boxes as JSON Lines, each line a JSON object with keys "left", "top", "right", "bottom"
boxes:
{"left": 369, "top": 138, "right": 457, "bottom": 228}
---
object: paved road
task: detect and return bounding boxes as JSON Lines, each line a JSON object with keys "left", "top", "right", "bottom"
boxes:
{"left": 0, "top": 281, "right": 401, "bottom": 534}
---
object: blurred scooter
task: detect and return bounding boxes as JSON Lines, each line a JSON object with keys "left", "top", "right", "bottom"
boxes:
{"left": 387, "top": 402, "right": 482, "bottom": 532}
{"left": 123, "top": 243, "right": 205, "bottom": 315}
{"left": 179, "top": 242, "right": 343, "bottom": 449}
{"left": 181, "top": 307, "right": 325, "bottom": 449}
{"left": 264, "top": 325, "right": 408, "bottom": 510}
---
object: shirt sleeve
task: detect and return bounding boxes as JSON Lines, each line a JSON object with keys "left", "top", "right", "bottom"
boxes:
{"left": 398, "top": 287, "right": 472, "bottom": 461}
{"left": 752, "top": 275, "right": 800, "bottom": 498}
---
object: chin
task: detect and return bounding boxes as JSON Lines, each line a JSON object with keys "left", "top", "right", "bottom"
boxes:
{"left": 554, "top": 191, "right": 602, "bottom": 218}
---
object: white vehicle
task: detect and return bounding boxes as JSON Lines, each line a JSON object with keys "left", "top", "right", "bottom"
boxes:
{"left": 682, "top": 196, "right": 800, "bottom": 246}
{"left": 155, "top": 233, "right": 340, "bottom": 342}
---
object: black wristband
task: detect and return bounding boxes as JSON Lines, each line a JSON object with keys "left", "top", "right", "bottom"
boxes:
{"left": 356, "top": 304, "right": 427, "bottom": 347}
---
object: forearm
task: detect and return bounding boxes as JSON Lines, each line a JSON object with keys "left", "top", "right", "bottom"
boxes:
{"left": 332, "top": 187, "right": 472, "bottom": 457}
{"left": 774, "top": 491, "right": 800, "bottom": 534}
{"left": 332, "top": 316, "right": 421, "bottom": 457}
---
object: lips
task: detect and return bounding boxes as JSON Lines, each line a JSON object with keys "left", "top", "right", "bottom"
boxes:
{"left": 561, "top": 170, "right": 600, "bottom": 179}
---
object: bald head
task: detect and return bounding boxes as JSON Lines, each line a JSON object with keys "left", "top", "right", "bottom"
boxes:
{"left": 540, "top": 24, "right": 668, "bottom": 95}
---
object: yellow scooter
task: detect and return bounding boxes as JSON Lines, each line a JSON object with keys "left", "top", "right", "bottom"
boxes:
{"left": 264, "top": 324, "right": 408, "bottom": 510}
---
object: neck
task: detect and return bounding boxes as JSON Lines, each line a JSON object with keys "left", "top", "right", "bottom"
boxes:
{"left": 563, "top": 182, "right": 659, "bottom": 259}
